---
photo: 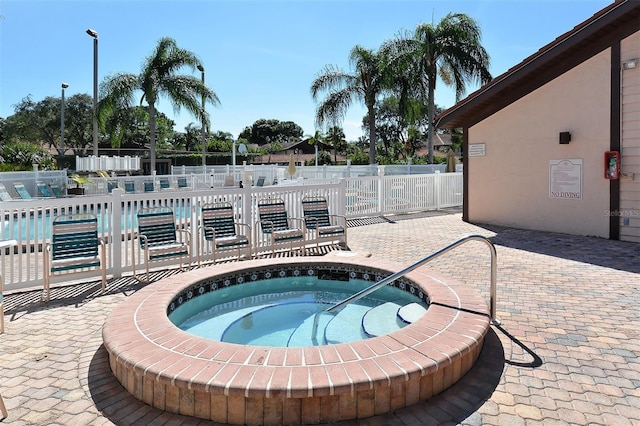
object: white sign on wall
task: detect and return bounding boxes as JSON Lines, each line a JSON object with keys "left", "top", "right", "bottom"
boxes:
{"left": 468, "top": 143, "right": 486, "bottom": 157}
{"left": 549, "top": 159, "right": 582, "bottom": 199}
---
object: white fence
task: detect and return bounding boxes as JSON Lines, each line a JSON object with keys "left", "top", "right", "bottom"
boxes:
{"left": 0, "top": 170, "right": 68, "bottom": 198}
{"left": 172, "top": 163, "right": 459, "bottom": 184}
{"left": 75, "top": 155, "right": 141, "bottom": 172}
{"left": 0, "top": 173, "right": 462, "bottom": 293}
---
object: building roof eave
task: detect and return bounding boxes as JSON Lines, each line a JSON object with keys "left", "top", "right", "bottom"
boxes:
{"left": 436, "top": 0, "right": 640, "bottom": 130}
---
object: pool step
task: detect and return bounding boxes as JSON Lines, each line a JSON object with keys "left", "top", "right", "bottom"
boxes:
{"left": 397, "top": 302, "right": 428, "bottom": 324}
{"left": 182, "top": 305, "right": 274, "bottom": 341}
{"left": 362, "top": 302, "right": 405, "bottom": 337}
{"left": 324, "top": 304, "right": 370, "bottom": 344}
{"left": 287, "top": 312, "right": 333, "bottom": 347}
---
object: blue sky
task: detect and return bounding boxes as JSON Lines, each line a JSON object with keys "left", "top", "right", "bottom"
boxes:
{"left": 1, "top": 0, "right": 612, "bottom": 141}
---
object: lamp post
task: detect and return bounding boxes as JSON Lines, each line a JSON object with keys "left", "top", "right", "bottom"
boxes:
{"left": 60, "top": 83, "right": 69, "bottom": 153}
{"left": 86, "top": 28, "right": 99, "bottom": 158}
{"left": 197, "top": 64, "right": 206, "bottom": 169}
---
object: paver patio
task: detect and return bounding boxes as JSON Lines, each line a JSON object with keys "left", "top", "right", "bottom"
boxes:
{"left": 1, "top": 209, "right": 638, "bottom": 425}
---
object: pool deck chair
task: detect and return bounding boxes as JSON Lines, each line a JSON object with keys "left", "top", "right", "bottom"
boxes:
{"left": 13, "top": 182, "right": 32, "bottom": 199}
{"left": 36, "top": 181, "right": 55, "bottom": 198}
{"left": 256, "top": 198, "right": 305, "bottom": 256}
{"left": 133, "top": 207, "right": 191, "bottom": 283}
{"left": 302, "top": 196, "right": 347, "bottom": 248}
{"left": 50, "top": 184, "right": 67, "bottom": 198}
{"left": 43, "top": 214, "right": 107, "bottom": 303}
{"left": 124, "top": 181, "right": 136, "bottom": 194}
{"left": 198, "top": 202, "right": 251, "bottom": 265}
{"left": 159, "top": 177, "right": 172, "bottom": 190}
{"left": 177, "top": 177, "right": 190, "bottom": 190}
{"left": 254, "top": 176, "right": 266, "bottom": 187}
{"left": 0, "top": 183, "right": 14, "bottom": 201}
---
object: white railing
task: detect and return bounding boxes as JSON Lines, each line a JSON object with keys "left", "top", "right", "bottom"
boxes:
{"left": 0, "top": 170, "right": 68, "bottom": 198}
{"left": 171, "top": 163, "right": 454, "bottom": 181}
{"left": 0, "top": 173, "right": 461, "bottom": 293}
{"left": 76, "top": 155, "right": 141, "bottom": 172}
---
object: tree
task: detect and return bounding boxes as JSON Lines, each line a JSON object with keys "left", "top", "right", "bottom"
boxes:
{"left": 325, "top": 126, "right": 347, "bottom": 163}
{"left": 4, "top": 96, "right": 59, "bottom": 152}
{"left": 63, "top": 94, "right": 93, "bottom": 155}
{"left": 311, "top": 45, "right": 390, "bottom": 165}
{"left": 383, "top": 13, "right": 492, "bottom": 163}
{"left": 239, "top": 119, "right": 303, "bottom": 145}
{"left": 99, "top": 105, "right": 174, "bottom": 154}
{"left": 208, "top": 131, "right": 234, "bottom": 153}
{"left": 0, "top": 140, "right": 55, "bottom": 170}
{"left": 98, "top": 37, "right": 219, "bottom": 173}
{"left": 182, "top": 122, "right": 201, "bottom": 153}
{"left": 305, "top": 129, "right": 325, "bottom": 147}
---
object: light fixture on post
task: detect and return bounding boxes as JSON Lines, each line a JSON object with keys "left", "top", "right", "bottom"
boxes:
{"left": 197, "top": 64, "right": 206, "bottom": 169}
{"left": 61, "top": 83, "right": 69, "bottom": 153}
{"left": 86, "top": 28, "right": 99, "bottom": 157}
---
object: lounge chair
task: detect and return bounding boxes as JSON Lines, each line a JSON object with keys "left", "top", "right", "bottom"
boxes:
{"left": 133, "top": 207, "right": 191, "bottom": 283}
{"left": 177, "top": 177, "right": 190, "bottom": 190}
{"left": 254, "top": 176, "right": 266, "bottom": 187}
{"left": 255, "top": 198, "right": 306, "bottom": 256}
{"left": 49, "top": 184, "right": 67, "bottom": 198}
{"left": 198, "top": 202, "right": 251, "bottom": 264}
{"left": 124, "top": 181, "right": 136, "bottom": 194}
{"left": 96, "top": 170, "right": 119, "bottom": 193}
{"left": 0, "top": 183, "right": 14, "bottom": 201}
{"left": 13, "top": 182, "right": 32, "bottom": 199}
{"left": 159, "top": 177, "right": 172, "bottom": 190}
{"left": 302, "top": 196, "right": 347, "bottom": 248}
{"left": 36, "top": 181, "right": 55, "bottom": 198}
{"left": 43, "top": 214, "right": 107, "bottom": 302}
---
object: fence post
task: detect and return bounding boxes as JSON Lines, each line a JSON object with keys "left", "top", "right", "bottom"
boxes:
{"left": 434, "top": 171, "right": 440, "bottom": 210}
{"left": 337, "top": 179, "right": 347, "bottom": 217}
{"left": 242, "top": 185, "right": 252, "bottom": 228}
{"left": 378, "top": 166, "right": 385, "bottom": 215}
{"left": 111, "top": 189, "right": 123, "bottom": 278}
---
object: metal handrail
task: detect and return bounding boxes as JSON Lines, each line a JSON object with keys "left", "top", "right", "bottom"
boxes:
{"left": 326, "top": 234, "right": 500, "bottom": 324}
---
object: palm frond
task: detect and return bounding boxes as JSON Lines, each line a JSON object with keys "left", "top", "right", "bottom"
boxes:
{"left": 310, "top": 65, "right": 356, "bottom": 99}
{"left": 314, "top": 88, "right": 355, "bottom": 128}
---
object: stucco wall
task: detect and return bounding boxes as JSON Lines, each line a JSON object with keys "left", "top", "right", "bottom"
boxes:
{"left": 467, "top": 49, "right": 611, "bottom": 238}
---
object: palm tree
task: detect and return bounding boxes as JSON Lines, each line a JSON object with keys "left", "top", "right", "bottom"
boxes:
{"left": 311, "top": 45, "right": 389, "bottom": 164}
{"left": 325, "top": 126, "right": 346, "bottom": 163}
{"left": 304, "top": 129, "right": 325, "bottom": 166}
{"left": 98, "top": 37, "right": 219, "bottom": 172}
{"left": 383, "top": 13, "right": 492, "bottom": 163}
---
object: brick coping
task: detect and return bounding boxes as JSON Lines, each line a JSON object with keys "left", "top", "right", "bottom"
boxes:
{"left": 102, "top": 256, "right": 490, "bottom": 424}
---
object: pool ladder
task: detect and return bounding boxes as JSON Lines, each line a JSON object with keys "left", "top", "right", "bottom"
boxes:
{"left": 326, "top": 234, "right": 500, "bottom": 324}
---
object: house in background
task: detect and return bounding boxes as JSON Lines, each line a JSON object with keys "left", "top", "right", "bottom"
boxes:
{"left": 436, "top": 0, "right": 639, "bottom": 242}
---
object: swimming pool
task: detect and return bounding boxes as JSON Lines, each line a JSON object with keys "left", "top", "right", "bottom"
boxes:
{"left": 1, "top": 200, "right": 192, "bottom": 240}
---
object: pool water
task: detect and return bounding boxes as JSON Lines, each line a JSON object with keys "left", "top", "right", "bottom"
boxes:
{"left": 1, "top": 201, "right": 192, "bottom": 240}
{"left": 169, "top": 276, "right": 428, "bottom": 347}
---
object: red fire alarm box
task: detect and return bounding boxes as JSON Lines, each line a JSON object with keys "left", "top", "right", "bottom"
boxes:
{"left": 604, "top": 151, "right": 620, "bottom": 179}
